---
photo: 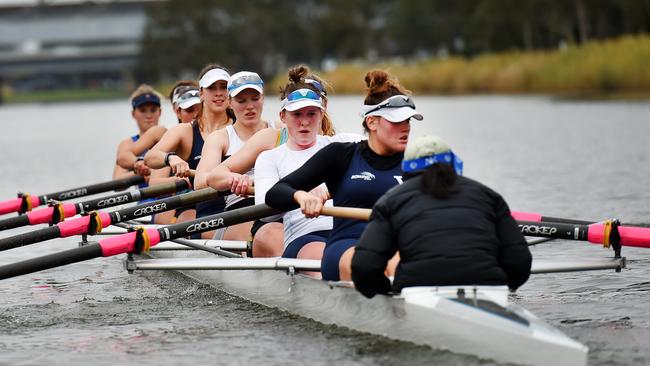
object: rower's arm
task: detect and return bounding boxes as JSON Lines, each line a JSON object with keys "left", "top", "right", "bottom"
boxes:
{"left": 149, "top": 166, "right": 185, "bottom": 187}
{"left": 253, "top": 150, "right": 279, "bottom": 205}
{"left": 194, "top": 130, "right": 228, "bottom": 190}
{"left": 113, "top": 139, "right": 139, "bottom": 180}
{"left": 266, "top": 142, "right": 353, "bottom": 210}
{"left": 494, "top": 196, "right": 532, "bottom": 291}
{"left": 144, "top": 125, "right": 187, "bottom": 169}
{"left": 130, "top": 126, "right": 167, "bottom": 157}
{"left": 351, "top": 198, "right": 396, "bottom": 298}
{"left": 206, "top": 127, "right": 277, "bottom": 191}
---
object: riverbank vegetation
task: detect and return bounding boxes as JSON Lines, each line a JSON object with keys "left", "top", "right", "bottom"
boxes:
{"left": 269, "top": 34, "right": 650, "bottom": 97}
{"left": 4, "top": 34, "right": 650, "bottom": 104}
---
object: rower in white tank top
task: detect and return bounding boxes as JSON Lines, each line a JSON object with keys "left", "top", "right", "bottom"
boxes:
{"left": 224, "top": 124, "right": 254, "bottom": 209}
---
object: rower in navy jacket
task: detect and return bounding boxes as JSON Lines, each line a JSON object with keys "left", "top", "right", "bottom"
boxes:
{"left": 351, "top": 135, "right": 532, "bottom": 298}
{"left": 266, "top": 69, "right": 421, "bottom": 281}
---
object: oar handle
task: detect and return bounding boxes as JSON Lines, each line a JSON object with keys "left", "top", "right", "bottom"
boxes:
{"left": 320, "top": 206, "right": 371, "bottom": 221}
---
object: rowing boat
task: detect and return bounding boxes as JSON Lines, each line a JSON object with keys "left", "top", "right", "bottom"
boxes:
{"left": 128, "top": 239, "right": 589, "bottom": 366}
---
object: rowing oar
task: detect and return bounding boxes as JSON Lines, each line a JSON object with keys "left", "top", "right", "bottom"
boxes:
{"left": 511, "top": 211, "right": 593, "bottom": 225}
{"left": 320, "top": 207, "right": 650, "bottom": 251}
{"left": 0, "top": 185, "right": 250, "bottom": 252}
{"left": 0, "top": 175, "right": 145, "bottom": 216}
{"left": 517, "top": 220, "right": 650, "bottom": 250}
{"left": 511, "top": 211, "right": 650, "bottom": 249}
{"left": 0, "top": 181, "right": 190, "bottom": 231}
{"left": 0, "top": 203, "right": 280, "bottom": 280}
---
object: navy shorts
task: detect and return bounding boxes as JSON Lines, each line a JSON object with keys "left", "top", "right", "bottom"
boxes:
{"left": 282, "top": 230, "right": 331, "bottom": 259}
{"left": 321, "top": 238, "right": 356, "bottom": 281}
{"left": 250, "top": 217, "right": 283, "bottom": 238}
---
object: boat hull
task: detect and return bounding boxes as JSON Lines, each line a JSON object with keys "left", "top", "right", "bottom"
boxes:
{"left": 142, "top": 249, "right": 587, "bottom": 366}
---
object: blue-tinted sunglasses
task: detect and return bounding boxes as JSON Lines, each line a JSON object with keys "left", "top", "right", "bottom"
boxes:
{"left": 305, "top": 78, "right": 327, "bottom": 96}
{"left": 227, "top": 74, "right": 264, "bottom": 92}
{"left": 286, "top": 88, "right": 321, "bottom": 102}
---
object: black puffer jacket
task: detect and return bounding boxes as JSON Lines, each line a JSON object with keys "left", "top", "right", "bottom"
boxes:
{"left": 351, "top": 173, "right": 532, "bottom": 298}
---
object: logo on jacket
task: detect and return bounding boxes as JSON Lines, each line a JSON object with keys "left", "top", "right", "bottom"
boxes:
{"left": 193, "top": 155, "right": 201, "bottom": 161}
{"left": 350, "top": 171, "right": 376, "bottom": 181}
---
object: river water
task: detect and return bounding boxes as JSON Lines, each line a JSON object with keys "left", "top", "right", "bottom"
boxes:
{"left": 0, "top": 96, "right": 649, "bottom": 365}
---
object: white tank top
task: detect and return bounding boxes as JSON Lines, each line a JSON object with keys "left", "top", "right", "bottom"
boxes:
{"left": 225, "top": 125, "right": 254, "bottom": 208}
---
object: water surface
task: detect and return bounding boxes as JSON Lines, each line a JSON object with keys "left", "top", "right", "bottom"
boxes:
{"left": 0, "top": 96, "right": 649, "bottom": 365}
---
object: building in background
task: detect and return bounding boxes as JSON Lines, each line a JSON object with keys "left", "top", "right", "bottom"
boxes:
{"left": 0, "top": 0, "right": 161, "bottom": 96}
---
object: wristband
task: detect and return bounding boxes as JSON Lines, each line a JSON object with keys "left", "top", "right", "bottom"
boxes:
{"left": 164, "top": 152, "right": 178, "bottom": 166}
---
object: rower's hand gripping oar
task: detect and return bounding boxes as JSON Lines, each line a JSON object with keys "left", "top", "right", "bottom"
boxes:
{"left": 0, "top": 180, "right": 190, "bottom": 232}
{"left": 0, "top": 203, "right": 280, "bottom": 280}
{"left": 0, "top": 185, "right": 250, "bottom": 253}
{"left": 0, "top": 175, "right": 145, "bottom": 216}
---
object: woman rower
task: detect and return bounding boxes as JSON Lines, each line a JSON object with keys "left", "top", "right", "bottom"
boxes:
{"left": 193, "top": 71, "right": 269, "bottom": 240}
{"left": 265, "top": 70, "right": 420, "bottom": 281}
{"left": 143, "top": 65, "right": 234, "bottom": 225}
{"left": 351, "top": 135, "right": 532, "bottom": 297}
{"left": 169, "top": 80, "right": 201, "bottom": 124}
{"left": 112, "top": 84, "right": 164, "bottom": 181}
{"left": 253, "top": 66, "right": 363, "bottom": 267}
{"left": 203, "top": 66, "right": 336, "bottom": 257}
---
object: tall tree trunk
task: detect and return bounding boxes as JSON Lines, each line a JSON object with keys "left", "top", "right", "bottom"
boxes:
{"left": 522, "top": 21, "right": 533, "bottom": 50}
{"left": 574, "top": 0, "right": 589, "bottom": 43}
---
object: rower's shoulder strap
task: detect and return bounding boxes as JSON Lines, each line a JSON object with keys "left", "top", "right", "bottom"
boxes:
{"left": 275, "top": 127, "right": 289, "bottom": 147}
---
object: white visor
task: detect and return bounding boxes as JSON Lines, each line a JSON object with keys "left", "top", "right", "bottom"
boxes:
{"left": 281, "top": 88, "right": 325, "bottom": 112}
{"left": 229, "top": 84, "right": 264, "bottom": 97}
{"left": 199, "top": 68, "right": 230, "bottom": 88}
{"left": 361, "top": 95, "right": 423, "bottom": 123}
{"left": 177, "top": 91, "right": 201, "bottom": 109}
{"left": 366, "top": 107, "right": 423, "bottom": 123}
{"left": 228, "top": 71, "right": 264, "bottom": 97}
{"left": 283, "top": 99, "right": 324, "bottom": 112}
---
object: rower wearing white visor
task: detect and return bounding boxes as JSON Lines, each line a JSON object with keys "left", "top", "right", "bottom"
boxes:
{"left": 204, "top": 65, "right": 342, "bottom": 258}
{"left": 250, "top": 67, "right": 363, "bottom": 271}
{"left": 142, "top": 65, "right": 235, "bottom": 229}
{"left": 266, "top": 69, "right": 419, "bottom": 281}
{"left": 175, "top": 87, "right": 202, "bottom": 123}
{"left": 168, "top": 80, "right": 200, "bottom": 124}
{"left": 194, "top": 71, "right": 271, "bottom": 241}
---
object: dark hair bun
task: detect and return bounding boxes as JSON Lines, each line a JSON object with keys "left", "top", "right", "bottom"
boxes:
{"left": 288, "top": 65, "right": 311, "bottom": 84}
{"left": 365, "top": 69, "right": 391, "bottom": 96}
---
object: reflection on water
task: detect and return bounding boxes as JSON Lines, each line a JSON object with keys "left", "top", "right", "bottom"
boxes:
{"left": 0, "top": 96, "right": 649, "bottom": 365}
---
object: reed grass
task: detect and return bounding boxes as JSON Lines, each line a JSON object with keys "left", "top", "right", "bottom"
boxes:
{"left": 270, "top": 34, "right": 650, "bottom": 97}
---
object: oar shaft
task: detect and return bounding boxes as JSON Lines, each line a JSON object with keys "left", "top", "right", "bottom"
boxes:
{"left": 99, "top": 204, "right": 281, "bottom": 258}
{"left": 0, "top": 181, "right": 188, "bottom": 232}
{"left": 517, "top": 220, "right": 650, "bottom": 248}
{"left": 511, "top": 211, "right": 594, "bottom": 225}
{"left": 40, "top": 175, "right": 145, "bottom": 203}
{"left": 0, "top": 175, "right": 145, "bottom": 216}
{"left": 0, "top": 188, "right": 220, "bottom": 253}
{"left": 0, "top": 226, "right": 61, "bottom": 252}
{"left": 0, "top": 244, "right": 103, "bottom": 280}
{"left": 77, "top": 180, "right": 188, "bottom": 213}
{"left": 108, "top": 187, "right": 220, "bottom": 223}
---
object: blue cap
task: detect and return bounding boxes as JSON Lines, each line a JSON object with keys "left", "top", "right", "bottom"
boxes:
{"left": 131, "top": 93, "right": 161, "bottom": 109}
